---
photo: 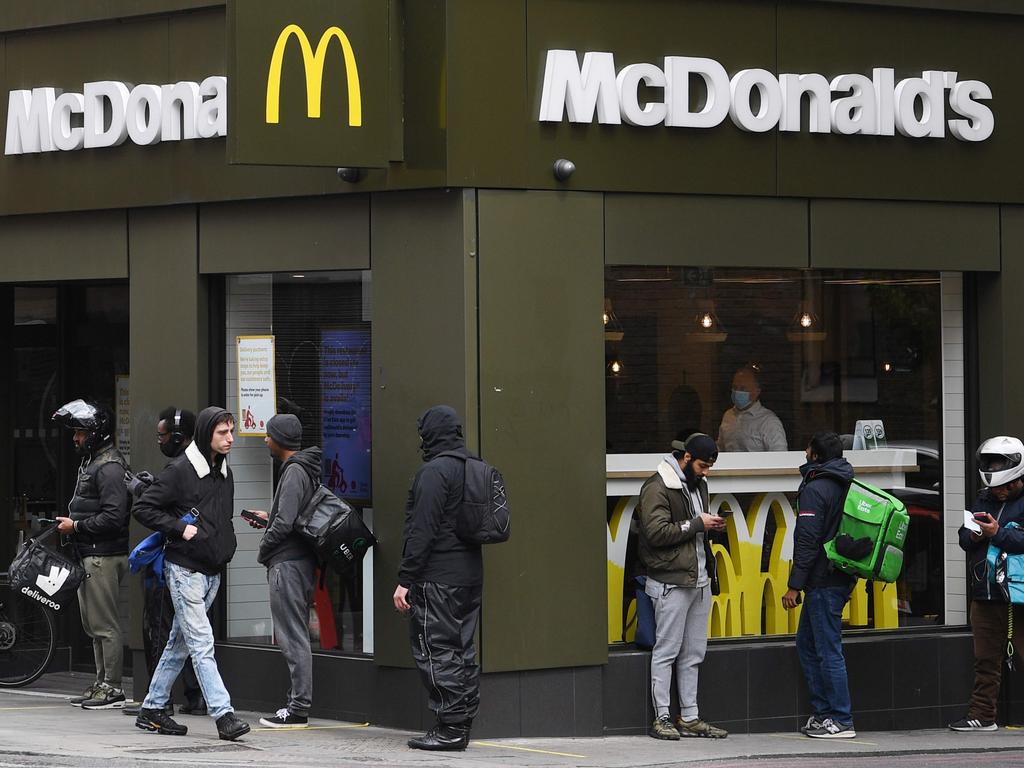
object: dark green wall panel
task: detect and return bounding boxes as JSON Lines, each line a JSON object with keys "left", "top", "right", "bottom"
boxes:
{"left": 370, "top": 190, "right": 476, "bottom": 667}
{"left": 199, "top": 196, "right": 370, "bottom": 274}
{"left": 810, "top": 200, "right": 999, "bottom": 271}
{"left": 606, "top": 195, "right": 808, "bottom": 268}
{"left": 0, "top": 210, "right": 127, "bottom": 280}
{"left": 477, "top": 189, "right": 607, "bottom": 671}
{"left": 0, "top": 1, "right": 218, "bottom": 32}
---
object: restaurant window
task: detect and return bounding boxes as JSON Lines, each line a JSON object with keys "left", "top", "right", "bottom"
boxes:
{"left": 605, "top": 267, "right": 945, "bottom": 643}
{"left": 223, "top": 271, "right": 373, "bottom": 654}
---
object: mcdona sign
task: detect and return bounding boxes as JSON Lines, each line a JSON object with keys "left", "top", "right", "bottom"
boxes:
{"left": 538, "top": 51, "right": 994, "bottom": 142}
{"left": 5, "top": 76, "right": 227, "bottom": 156}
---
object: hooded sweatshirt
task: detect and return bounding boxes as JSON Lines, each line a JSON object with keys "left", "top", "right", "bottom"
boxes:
{"left": 789, "top": 456, "right": 856, "bottom": 591}
{"left": 258, "top": 446, "right": 322, "bottom": 567}
{"left": 398, "top": 405, "right": 482, "bottom": 587}
{"left": 133, "top": 406, "right": 238, "bottom": 575}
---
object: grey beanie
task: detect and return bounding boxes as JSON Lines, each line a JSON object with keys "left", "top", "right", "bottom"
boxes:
{"left": 266, "top": 414, "right": 302, "bottom": 450}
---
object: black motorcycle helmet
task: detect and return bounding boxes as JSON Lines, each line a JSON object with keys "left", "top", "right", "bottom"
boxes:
{"left": 52, "top": 399, "right": 114, "bottom": 455}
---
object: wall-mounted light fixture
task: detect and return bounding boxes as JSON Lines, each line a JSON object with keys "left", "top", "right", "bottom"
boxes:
{"left": 553, "top": 158, "right": 576, "bottom": 181}
{"left": 786, "top": 300, "right": 827, "bottom": 342}
{"left": 685, "top": 299, "right": 728, "bottom": 343}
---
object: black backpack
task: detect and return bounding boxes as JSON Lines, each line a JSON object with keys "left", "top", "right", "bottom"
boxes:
{"left": 294, "top": 485, "right": 377, "bottom": 574}
{"left": 439, "top": 452, "right": 511, "bottom": 544}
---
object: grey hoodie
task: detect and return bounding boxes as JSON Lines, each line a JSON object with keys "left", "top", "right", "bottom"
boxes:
{"left": 258, "top": 446, "right": 321, "bottom": 567}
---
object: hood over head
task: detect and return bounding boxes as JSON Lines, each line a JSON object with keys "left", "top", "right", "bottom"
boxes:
{"left": 194, "top": 406, "right": 233, "bottom": 470}
{"left": 417, "top": 405, "right": 465, "bottom": 461}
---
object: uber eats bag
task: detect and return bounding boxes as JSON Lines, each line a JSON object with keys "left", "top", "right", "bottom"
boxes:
{"left": 295, "top": 485, "right": 377, "bottom": 574}
{"left": 8, "top": 527, "right": 86, "bottom": 611}
{"left": 824, "top": 479, "right": 909, "bottom": 582}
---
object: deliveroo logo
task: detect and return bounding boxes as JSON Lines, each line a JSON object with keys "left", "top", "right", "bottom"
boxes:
{"left": 36, "top": 565, "right": 71, "bottom": 596}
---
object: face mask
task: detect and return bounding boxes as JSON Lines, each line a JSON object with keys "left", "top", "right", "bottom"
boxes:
{"left": 731, "top": 390, "right": 752, "bottom": 410}
{"left": 159, "top": 439, "right": 180, "bottom": 458}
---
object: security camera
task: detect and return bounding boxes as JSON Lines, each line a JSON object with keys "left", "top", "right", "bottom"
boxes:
{"left": 337, "top": 167, "right": 364, "bottom": 183}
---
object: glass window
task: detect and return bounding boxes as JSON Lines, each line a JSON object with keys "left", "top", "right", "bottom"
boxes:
{"left": 605, "top": 267, "right": 945, "bottom": 643}
{"left": 224, "top": 271, "right": 373, "bottom": 654}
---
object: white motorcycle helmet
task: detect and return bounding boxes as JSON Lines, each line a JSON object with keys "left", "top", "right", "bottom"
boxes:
{"left": 976, "top": 436, "right": 1024, "bottom": 487}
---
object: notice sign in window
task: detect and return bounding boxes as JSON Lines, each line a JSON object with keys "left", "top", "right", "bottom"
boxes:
{"left": 237, "top": 335, "right": 276, "bottom": 437}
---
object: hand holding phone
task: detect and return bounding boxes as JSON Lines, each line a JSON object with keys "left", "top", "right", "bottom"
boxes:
{"left": 241, "top": 509, "right": 268, "bottom": 529}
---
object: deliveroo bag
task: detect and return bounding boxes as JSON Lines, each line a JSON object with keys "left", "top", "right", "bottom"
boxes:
{"left": 824, "top": 479, "right": 909, "bottom": 582}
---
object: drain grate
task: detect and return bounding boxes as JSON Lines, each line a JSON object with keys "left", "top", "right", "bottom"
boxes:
{"left": 128, "top": 743, "right": 257, "bottom": 754}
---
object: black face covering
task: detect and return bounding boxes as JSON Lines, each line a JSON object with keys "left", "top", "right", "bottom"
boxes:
{"left": 159, "top": 439, "right": 180, "bottom": 458}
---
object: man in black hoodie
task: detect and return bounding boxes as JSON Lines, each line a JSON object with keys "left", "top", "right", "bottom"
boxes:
{"left": 783, "top": 431, "right": 857, "bottom": 739}
{"left": 244, "top": 414, "right": 321, "bottom": 729}
{"left": 393, "top": 405, "right": 482, "bottom": 752}
{"left": 132, "top": 406, "right": 250, "bottom": 741}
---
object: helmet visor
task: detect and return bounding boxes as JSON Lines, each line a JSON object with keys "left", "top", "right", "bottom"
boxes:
{"left": 52, "top": 399, "right": 99, "bottom": 430}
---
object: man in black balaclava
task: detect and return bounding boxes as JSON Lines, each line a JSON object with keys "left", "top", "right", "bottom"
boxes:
{"left": 393, "top": 405, "right": 482, "bottom": 752}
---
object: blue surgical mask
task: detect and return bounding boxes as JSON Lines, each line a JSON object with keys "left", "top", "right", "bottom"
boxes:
{"left": 731, "top": 390, "right": 752, "bottom": 410}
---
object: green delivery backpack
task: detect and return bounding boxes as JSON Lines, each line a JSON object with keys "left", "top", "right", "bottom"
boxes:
{"left": 823, "top": 479, "right": 910, "bottom": 582}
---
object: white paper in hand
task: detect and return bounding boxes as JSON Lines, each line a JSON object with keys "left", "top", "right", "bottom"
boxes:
{"left": 964, "top": 509, "right": 982, "bottom": 534}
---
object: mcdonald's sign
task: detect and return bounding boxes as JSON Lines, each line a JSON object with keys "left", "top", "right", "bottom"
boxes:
{"left": 228, "top": 0, "right": 392, "bottom": 167}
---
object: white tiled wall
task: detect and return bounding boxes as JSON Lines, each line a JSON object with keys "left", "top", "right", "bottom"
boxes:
{"left": 941, "top": 272, "right": 967, "bottom": 625}
{"left": 224, "top": 275, "right": 274, "bottom": 639}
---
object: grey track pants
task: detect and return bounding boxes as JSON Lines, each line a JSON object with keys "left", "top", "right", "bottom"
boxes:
{"left": 269, "top": 559, "right": 316, "bottom": 716}
{"left": 646, "top": 576, "right": 711, "bottom": 720}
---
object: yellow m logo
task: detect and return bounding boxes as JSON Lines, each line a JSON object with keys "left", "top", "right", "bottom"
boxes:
{"left": 265, "top": 24, "right": 362, "bottom": 126}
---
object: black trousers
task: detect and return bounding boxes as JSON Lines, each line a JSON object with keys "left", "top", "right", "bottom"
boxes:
{"left": 142, "top": 578, "right": 202, "bottom": 704}
{"left": 408, "top": 582, "right": 481, "bottom": 724}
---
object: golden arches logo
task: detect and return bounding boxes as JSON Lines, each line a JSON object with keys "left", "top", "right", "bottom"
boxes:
{"left": 265, "top": 24, "right": 362, "bottom": 126}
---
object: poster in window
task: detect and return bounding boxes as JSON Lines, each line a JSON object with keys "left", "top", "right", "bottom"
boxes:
{"left": 115, "top": 375, "right": 130, "bottom": 462}
{"left": 236, "top": 335, "right": 276, "bottom": 436}
{"left": 321, "top": 327, "right": 372, "bottom": 504}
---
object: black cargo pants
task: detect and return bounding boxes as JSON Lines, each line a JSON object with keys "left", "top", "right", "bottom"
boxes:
{"left": 408, "top": 582, "right": 482, "bottom": 725}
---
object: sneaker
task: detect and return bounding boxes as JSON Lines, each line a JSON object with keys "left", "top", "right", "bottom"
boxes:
{"left": 649, "top": 715, "right": 681, "bottom": 740}
{"left": 800, "top": 714, "right": 825, "bottom": 734}
{"left": 407, "top": 722, "right": 470, "bottom": 751}
{"left": 259, "top": 707, "right": 309, "bottom": 729}
{"left": 69, "top": 683, "right": 101, "bottom": 706}
{"left": 135, "top": 707, "right": 188, "bottom": 736}
{"left": 675, "top": 716, "right": 728, "bottom": 739}
{"left": 949, "top": 716, "right": 997, "bottom": 732}
{"left": 123, "top": 702, "right": 172, "bottom": 717}
{"left": 216, "top": 712, "right": 251, "bottom": 741}
{"left": 81, "top": 683, "right": 126, "bottom": 710}
{"left": 805, "top": 718, "right": 856, "bottom": 739}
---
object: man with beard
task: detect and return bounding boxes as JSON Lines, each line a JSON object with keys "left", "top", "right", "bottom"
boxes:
{"left": 636, "top": 433, "right": 728, "bottom": 741}
{"left": 122, "top": 407, "right": 205, "bottom": 718}
{"left": 243, "top": 414, "right": 321, "bottom": 729}
{"left": 132, "top": 407, "right": 250, "bottom": 741}
{"left": 393, "top": 405, "right": 482, "bottom": 752}
{"left": 53, "top": 399, "right": 131, "bottom": 709}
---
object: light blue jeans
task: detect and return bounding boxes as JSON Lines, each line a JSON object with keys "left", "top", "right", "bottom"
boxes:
{"left": 142, "top": 562, "right": 233, "bottom": 719}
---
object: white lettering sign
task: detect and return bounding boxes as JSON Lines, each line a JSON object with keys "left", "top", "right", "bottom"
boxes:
{"left": 538, "top": 50, "right": 994, "bottom": 141}
{"left": 5, "top": 76, "right": 227, "bottom": 155}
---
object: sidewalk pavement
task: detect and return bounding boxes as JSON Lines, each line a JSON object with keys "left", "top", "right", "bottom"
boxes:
{"left": 1, "top": 672, "right": 1022, "bottom": 768}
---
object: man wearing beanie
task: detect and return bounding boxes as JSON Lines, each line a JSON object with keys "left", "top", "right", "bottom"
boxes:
{"left": 637, "top": 433, "right": 728, "bottom": 741}
{"left": 243, "top": 413, "right": 322, "bottom": 728}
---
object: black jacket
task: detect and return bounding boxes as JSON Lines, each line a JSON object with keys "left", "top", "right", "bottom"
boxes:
{"left": 959, "top": 488, "right": 1024, "bottom": 602}
{"left": 133, "top": 407, "right": 238, "bottom": 576}
{"left": 258, "top": 446, "right": 321, "bottom": 567}
{"left": 789, "top": 457, "right": 856, "bottom": 592}
{"left": 398, "top": 405, "right": 482, "bottom": 588}
{"left": 67, "top": 443, "right": 130, "bottom": 557}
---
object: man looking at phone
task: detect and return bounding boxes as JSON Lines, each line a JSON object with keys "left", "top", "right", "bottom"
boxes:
{"left": 949, "top": 436, "right": 1024, "bottom": 732}
{"left": 637, "top": 433, "right": 728, "bottom": 740}
{"left": 132, "top": 407, "right": 249, "bottom": 741}
{"left": 242, "top": 413, "right": 321, "bottom": 729}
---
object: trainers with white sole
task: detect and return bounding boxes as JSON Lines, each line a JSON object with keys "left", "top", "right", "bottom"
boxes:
{"left": 949, "top": 716, "right": 997, "bottom": 732}
{"left": 259, "top": 707, "right": 309, "bottom": 728}
{"left": 805, "top": 718, "right": 856, "bottom": 738}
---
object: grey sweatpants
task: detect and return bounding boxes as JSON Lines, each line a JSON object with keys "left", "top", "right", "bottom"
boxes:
{"left": 269, "top": 559, "right": 316, "bottom": 716}
{"left": 646, "top": 576, "right": 711, "bottom": 720}
{"left": 79, "top": 554, "right": 129, "bottom": 687}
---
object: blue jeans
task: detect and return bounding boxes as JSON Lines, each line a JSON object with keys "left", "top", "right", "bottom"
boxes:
{"left": 142, "top": 562, "right": 233, "bottom": 719}
{"left": 795, "top": 586, "right": 853, "bottom": 726}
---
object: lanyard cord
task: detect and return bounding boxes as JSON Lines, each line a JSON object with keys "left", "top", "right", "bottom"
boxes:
{"left": 1008, "top": 607, "right": 1016, "bottom": 672}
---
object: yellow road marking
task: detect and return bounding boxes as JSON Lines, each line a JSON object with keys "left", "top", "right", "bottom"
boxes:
{"left": 0, "top": 705, "right": 64, "bottom": 711}
{"left": 473, "top": 741, "right": 587, "bottom": 758}
{"left": 251, "top": 722, "right": 369, "bottom": 732}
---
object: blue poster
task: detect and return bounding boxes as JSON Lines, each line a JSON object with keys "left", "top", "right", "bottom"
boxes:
{"left": 320, "top": 327, "right": 372, "bottom": 504}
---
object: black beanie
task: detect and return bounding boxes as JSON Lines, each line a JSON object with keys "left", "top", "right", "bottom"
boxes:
{"left": 671, "top": 433, "right": 719, "bottom": 462}
{"left": 266, "top": 414, "right": 302, "bottom": 450}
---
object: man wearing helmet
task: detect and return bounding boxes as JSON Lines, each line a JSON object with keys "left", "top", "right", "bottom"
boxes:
{"left": 949, "top": 436, "right": 1024, "bottom": 732}
{"left": 52, "top": 399, "right": 131, "bottom": 710}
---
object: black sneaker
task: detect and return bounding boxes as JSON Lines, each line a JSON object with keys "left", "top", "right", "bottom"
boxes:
{"left": 805, "top": 718, "right": 856, "bottom": 739}
{"left": 949, "top": 717, "right": 997, "bottom": 732}
{"left": 178, "top": 699, "right": 207, "bottom": 716}
{"left": 259, "top": 707, "right": 309, "bottom": 728}
{"left": 216, "top": 712, "right": 251, "bottom": 741}
{"left": 136, "top": 708, "right": 188, "bottom": 736}
{"left": 69, "top": 683, "right": 101, "bottom": 707}
{"left": 81, "top": 683, "right": 126, "bottom": 710}
{"left": 125, "top": 702, "right": 173, "bottom": 717}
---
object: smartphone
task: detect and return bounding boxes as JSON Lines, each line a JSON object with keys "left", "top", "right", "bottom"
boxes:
{"left": 240, "top": 509, "right": 266, "bottom": 528}
{"left": 974, "top": 512, "right": 992, "bottom": 521}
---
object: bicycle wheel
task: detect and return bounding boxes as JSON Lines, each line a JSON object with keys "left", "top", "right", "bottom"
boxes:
{"left": 0, "top": 578, "right": 57, "bottom": 687}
